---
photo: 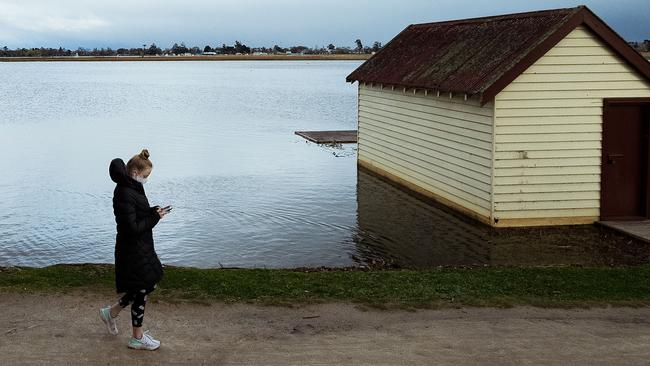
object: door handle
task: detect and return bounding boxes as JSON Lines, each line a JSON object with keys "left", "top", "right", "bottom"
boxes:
{"left": 607, "top": 153, "right": 623, "bottom": 164}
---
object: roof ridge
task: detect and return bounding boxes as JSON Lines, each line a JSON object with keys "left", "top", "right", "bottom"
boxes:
{"left": 410, "top": 5, "right": 583, "bottom": 28}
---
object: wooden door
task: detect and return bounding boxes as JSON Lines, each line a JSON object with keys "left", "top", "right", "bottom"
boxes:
{"left": 601, "top": 99, "right": 650, "bottom": 220}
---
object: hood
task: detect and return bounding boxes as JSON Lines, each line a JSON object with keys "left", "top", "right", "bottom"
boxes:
{"left": 109, "top": 158, "right": 129, "bottom": 184}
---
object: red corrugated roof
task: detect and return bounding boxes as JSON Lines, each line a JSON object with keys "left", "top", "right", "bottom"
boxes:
{"left": 347, "top": 6, "right": 650, "bottom": 104}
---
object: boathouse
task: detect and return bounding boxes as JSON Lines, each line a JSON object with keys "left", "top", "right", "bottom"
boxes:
{"left": 347, "top": 6, "right": 650, "bottom": 227}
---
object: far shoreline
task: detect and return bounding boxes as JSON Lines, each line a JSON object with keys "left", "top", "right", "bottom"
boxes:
{"left": 2, "top": 52, "right": 647, "bottom": 62}
{"left": 0, "top": 54, "right": 372, "bottom": 62}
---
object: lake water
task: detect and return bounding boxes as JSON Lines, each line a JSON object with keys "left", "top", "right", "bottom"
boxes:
{"left": 1, "top": 61, "right": 648, "bottom": 269}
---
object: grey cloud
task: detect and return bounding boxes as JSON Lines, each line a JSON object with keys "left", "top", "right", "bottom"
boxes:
{"left": 0, "top": 0, "right": 647, "bottom": 49}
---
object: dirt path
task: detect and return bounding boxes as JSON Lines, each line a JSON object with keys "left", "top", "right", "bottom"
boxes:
{"left": 1, "top": 293, "right": 649, "bottom": 365}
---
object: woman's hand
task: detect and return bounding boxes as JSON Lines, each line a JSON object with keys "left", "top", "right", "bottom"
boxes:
{"left": 156, "top": 207, "right": 168, "bottom": 219}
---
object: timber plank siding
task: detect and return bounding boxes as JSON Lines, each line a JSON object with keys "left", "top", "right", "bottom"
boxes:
{"left": 493, "top": 26, "right": 650, "bottom": 226}
{"left": 358, "top": 84, "right": 494, "bottom": 223}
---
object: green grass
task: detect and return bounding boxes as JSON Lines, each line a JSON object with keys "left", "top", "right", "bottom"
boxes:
{"left": 1, "top": 264, "right": 650, "bottom": 308}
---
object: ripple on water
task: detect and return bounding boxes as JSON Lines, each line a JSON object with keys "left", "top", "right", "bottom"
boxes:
{"left": 3, "top": 61, "right": 650, "bottom": 269}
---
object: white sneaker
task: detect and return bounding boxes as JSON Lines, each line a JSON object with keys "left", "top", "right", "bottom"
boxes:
{"left": 128, "top": 330, "right": 161, "bottom": 351}
{"left": 99, "top": 307, "right": 118, "bottom": 335}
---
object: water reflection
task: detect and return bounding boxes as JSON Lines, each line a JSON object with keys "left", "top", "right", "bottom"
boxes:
{"left": 0, "top": 61, "right": 362, "bottom": 268}
{"left": 354, "top": 168, "right": 650, "bottom": 268}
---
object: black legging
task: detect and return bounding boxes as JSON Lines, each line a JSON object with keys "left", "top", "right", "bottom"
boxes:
{"left": 118, "top": 283, "right": 157, "bottom": 327}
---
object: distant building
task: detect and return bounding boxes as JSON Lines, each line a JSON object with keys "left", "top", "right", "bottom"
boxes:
{"left": 202, "top": 51, "right": 217, "bottom": 56}
{"left": 347, "top": 6, "right": 650, "bottom": 227}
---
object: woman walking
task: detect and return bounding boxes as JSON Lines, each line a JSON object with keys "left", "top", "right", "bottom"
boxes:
{"left": 100, "top": 149, "right": 170, "bottom": 350}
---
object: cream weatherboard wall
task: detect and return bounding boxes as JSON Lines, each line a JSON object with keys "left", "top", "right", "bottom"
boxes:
{"left": 357, "top": 84, "right": 495, "bottom": 223}
{"left": 492, "top": 25, "right": 650, "bottom": 226}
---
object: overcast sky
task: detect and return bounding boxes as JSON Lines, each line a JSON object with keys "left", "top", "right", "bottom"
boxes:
{"left": 0, "top": 0, "right": 648, "bottom": 49}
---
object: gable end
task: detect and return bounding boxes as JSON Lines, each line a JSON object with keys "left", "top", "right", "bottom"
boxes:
{"left": 480, "top": 6, "right": 650, "bottom": 105}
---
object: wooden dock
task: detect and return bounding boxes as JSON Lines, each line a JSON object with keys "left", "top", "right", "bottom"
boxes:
{"left": 295, "top": 130, "right": 357, "bottom": 144}
{"left": 597, "top": 220, "right": 650, "bottom": 243}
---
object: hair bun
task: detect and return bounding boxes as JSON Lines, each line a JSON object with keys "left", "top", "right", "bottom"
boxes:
{"left": 140, "top": 149, "right": 150, "bottom": 160}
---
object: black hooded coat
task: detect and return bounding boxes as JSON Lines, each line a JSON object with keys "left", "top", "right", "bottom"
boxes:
{"left": 109, "top": 158, "right": 163, "bottom": 293}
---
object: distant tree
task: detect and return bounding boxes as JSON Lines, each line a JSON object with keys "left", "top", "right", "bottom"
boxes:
{"left": 171, "top": 42, "right": 189, "bottom": 55}
{"left": 0, "top": 41, "right": 390, "bottom": 58}
{"left": 146, "top": 43, "right": 162, "bottom": 55}
{"left": 331, "top": 46, "right": 352, "bottom": 55}
{"left": 290, "top": 45, "right": 308, "bottom": 54}
{"left": 234, "top": 41, "right": 250, "bottom": 54}
{"left": 629, "top": 40, "right": 650, "bottom": 53}
{"left": 355, "top": 39, "right": 363, "bottom": 53}
{"left": 180, "top": 43, "right": 189, "bottom": 54}
{"left": 220, "top": 43, "right": 235, "bottom": 54}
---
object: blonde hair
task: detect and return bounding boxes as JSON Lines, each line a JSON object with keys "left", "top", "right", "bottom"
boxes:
{"left": 126, "top": 149, "right": 153, "bottom": 175}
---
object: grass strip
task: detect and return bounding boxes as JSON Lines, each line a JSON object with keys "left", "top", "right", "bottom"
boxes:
{"left": 1, "top": 264, "right": 649, "bottom": 308}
